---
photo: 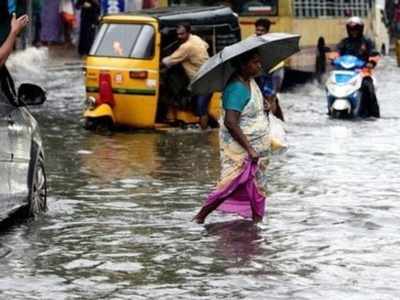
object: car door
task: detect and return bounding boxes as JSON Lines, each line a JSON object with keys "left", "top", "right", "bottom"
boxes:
{"left": 0, "top": 96, "right": 14, "bottom": 219}
{"left": 8, "top": 106, "right": 33, "bottom": 209}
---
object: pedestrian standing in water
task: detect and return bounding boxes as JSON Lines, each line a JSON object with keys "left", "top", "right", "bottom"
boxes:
{"left": 76, "top": 0, "right": 100, "bottom": 56}
{"left": 193, "top": 50, "right": 270, "bottom": 224}
{"left": 254, "top": 18, "right": 285, "bottom": 121}
{"left": 32, "top": 0, "right": 42, "bottom": 46}
{"left": 40, "top": 0, "right": 63, "bottom": 45}
{"left": 59, "top": 0, "right": 76, "bottom": 47}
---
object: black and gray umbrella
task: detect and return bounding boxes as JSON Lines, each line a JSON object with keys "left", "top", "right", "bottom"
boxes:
{"left": 189, "top": 33, "right": 301, "bottom": 95}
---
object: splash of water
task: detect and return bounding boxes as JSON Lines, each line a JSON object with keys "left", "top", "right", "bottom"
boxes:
{"left": 6, "top": 47, "right": 48, "bottom": 84}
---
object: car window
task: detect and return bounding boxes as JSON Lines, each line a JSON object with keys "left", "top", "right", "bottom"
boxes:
{"left": 0, "top": 66, "right": 17, "bottom": 106}
{"left": 90, "top": 23, "right": 155, "bottom": 58}
{"left": 0, "top": 90, "right": 14, "bottom": 117}
{"left": 0, "top": 91, "right": 10, "bottom": 114}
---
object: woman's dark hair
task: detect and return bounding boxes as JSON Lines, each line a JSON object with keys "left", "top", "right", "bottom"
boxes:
{"left": 255, "top": 18, "right": 271, "bottom": 32}
{"left": 177, "top": 22, "right": 191, "bottom": 33}
{"left": 231, "top": 49, "right": 259, "bottom": 70}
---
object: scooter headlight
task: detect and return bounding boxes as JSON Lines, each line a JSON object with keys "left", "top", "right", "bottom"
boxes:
{"left": 85, "top": 96, "right": 96, "bottom": 109}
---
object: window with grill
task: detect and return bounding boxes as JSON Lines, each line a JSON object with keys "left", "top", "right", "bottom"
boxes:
{"left": 168, "top": 0, "right": 279, "bottom": 16}
{"left": 293, "top": 0, "right": 373, "bottom": 18}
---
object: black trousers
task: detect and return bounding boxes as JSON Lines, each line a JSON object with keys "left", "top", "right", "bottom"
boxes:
{"left": 359, "top": 77, "right": 380, "bottom": 118}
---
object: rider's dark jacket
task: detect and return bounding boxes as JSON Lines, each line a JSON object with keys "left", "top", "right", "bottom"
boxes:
{"left": 337, "top": 36, "right": 377, "bottom": 62}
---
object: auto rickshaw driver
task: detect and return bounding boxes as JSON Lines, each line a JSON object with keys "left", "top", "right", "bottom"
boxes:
{"left": 161, "top": 22, "right": 212, "bottom": 130}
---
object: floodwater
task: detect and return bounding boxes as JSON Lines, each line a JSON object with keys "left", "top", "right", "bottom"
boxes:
{"left": 1, "top": 48, "right": 400, "bottom": 299}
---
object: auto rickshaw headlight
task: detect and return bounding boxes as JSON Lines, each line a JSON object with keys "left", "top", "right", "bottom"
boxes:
{"left": 86, "top": 96, "right": 97, "bottom": 109}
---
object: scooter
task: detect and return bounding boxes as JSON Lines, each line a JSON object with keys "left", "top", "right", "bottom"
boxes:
{"left": 325, "top": 55, "right": 375, "bottom": 118}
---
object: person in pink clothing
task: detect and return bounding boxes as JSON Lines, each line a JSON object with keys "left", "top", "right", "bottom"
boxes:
{"left": 193, "top": 50, "right": 271, "bottom": 224}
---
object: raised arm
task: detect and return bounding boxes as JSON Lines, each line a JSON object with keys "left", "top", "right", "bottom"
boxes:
{"left": 0, "top": 14, "right": 29, "bottom": 67}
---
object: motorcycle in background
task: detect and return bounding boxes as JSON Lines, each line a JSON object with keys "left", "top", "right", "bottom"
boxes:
{"left": 325, "top": 54, "right": 376, "bottom": 118}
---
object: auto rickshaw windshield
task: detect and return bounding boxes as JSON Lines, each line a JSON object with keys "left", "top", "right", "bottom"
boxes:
{"left": 90, "top": 23, "right": 155, "bottom": 59}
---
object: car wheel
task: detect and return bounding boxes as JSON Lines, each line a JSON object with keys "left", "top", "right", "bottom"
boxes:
{"left": 28, "top": 156, "right": 47, "bottom": 216}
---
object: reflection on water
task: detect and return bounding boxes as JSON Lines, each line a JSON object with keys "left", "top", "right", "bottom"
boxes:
{"left": 80, "top": 133, "right": 163, "bottom": 182}
{"left": 205, "top": 220, "right": 264, "bottom": 264}
{"left": 0, "top": 50, "right": 400, "bottom": 299}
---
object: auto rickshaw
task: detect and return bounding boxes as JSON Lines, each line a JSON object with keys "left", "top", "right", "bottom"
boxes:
{"left": 83, "top": 6, "right": 241, "bottom": 130}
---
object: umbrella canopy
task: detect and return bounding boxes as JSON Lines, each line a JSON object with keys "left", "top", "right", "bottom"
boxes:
{"left": 189, "top": 33, "right": 300, "bottom": 95}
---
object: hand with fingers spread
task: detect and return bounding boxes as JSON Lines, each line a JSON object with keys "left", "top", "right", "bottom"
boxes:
{"left": 11, "top": 14, "right": 30, "bottom": 36}
{"left": 0, "top": 14, "right": 30, "bottom": 66}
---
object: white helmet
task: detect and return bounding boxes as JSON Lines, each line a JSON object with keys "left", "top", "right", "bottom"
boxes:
{"left": 346, "top": 17, "right": 364, "bottom": 36}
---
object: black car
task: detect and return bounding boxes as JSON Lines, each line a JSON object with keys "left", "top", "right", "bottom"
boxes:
{"left": 0, "top": 66, "right": 47, "bottom": 222}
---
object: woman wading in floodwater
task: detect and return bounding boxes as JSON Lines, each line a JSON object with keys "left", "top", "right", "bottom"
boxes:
{"left": 194, "top": 50, "right": 272, "bottom": 224}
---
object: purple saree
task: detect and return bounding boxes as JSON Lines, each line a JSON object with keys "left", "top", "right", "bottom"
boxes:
{"left": 194, "top": 159, "right": 266, "bottom": 223}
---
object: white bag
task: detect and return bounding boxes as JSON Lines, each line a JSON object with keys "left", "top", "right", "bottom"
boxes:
{"left": 59, "top": 0, "right": 74, "bottom": 14}
{"left": 59, "top": 0, "right": 76, "bottom": 27}
{"left": 269, "top": 114, "right": 288, "bottom": 154}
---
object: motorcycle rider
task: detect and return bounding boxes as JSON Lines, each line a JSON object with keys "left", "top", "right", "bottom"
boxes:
{"left": 336, "top": 16, "right": 380, "bottom": 118}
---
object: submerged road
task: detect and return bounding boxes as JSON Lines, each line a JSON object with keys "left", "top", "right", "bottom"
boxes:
{"left": 0, "top": 48, "right": 399, "bottom": 299}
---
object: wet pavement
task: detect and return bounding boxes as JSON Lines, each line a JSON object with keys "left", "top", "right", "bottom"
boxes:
{"left": 0, "top": 48, "right": 400, "bottom": 299}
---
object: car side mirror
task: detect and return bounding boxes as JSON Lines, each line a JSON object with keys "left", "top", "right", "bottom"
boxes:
{"left": 17, "top": 83, "right": 46, "bottom": 106}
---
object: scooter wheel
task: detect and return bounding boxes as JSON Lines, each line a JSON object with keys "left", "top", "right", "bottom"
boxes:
{"left": 332, "top": 110, "right": 349, "bottom": 119}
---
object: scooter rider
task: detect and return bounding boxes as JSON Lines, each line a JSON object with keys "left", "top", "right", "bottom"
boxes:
{"left": 337, "top": 16, "right": 380, "bottom": 118}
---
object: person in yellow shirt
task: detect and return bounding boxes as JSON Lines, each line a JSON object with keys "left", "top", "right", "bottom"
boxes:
{"left": 162, "top": 23, "right": 212, "bottom": 129}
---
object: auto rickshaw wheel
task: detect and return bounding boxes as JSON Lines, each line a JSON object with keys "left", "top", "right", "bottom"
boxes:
{"left": 84, "top": 118, "right": 96, "bottom": 130}
{"left": 84, "top": 117, "right": 114, "bottom": 133}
